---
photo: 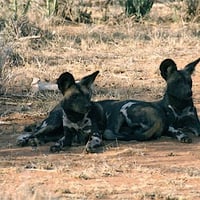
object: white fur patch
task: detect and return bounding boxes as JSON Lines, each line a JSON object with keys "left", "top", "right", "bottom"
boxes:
{"left": 16, "top": 133, "right": 32, "bottom": 141}
{"left": 182, "top": 107, "right": 195, "bottom": 117}
{"left": 176, "top": 133, "right": 187, "bottom": 141}
{"left": 90, "top": 136, "right": 102, "bottom": 145}
{"left": 168, "top": 105, "right": 195, "bottom": 119}
{"left": 62, "top": 109, "right": 92, "bottom": 133}
{"left": 168, "top": 126, "right": 187, "bottom": 141}
{"left": 41, "top": 121, "right": 47, "bottom": 128}
{"left": 168, "top": 126, "right": 178, "bottom": 133}
{"left": 120, "top": 102, "right": 137, "bottom": 125}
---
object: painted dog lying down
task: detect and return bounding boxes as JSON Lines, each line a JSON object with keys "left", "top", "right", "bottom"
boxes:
{"left": 17, "top": 71, "right": 106, "bottom": 153}
{"left": 100, "top": 58, "right": 200, "bottom": 143}
{"left": 17, "top": 58, "right": 200, "bottom": 152}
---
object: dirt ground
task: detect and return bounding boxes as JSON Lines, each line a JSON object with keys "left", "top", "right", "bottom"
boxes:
{"left": 1, "top": 1, "right": 200, "bottom": 199}
{"left": 1, "top": 93, "right": 200, "bottom": 200}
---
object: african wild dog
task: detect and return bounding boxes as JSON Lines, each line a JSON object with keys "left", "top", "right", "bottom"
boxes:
{"left": 17, "top": 71, "right": 105, "bottom": 153}
{"left": 17, "top": 58, "right": 200, "bottom": 150}
{"left": 99, "top": 58, "right": 200, "bottom": 142}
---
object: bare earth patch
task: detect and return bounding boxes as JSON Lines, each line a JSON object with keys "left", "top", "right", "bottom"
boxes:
{"left": 1, "top": 98, "right": 200, "bottom": 200}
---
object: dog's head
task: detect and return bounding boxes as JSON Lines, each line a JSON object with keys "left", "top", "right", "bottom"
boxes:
{"left": 57, "top": 71, "right": 99, "bottom": 115}
{"left": 160, "top": 58, "right": 200, "bottom": 102}
{"left": 160, "top": 58, "right": 200, "bottom": 135}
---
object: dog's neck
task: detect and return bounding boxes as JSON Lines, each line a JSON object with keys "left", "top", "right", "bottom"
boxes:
{"left": 161, "top": 93, "right": 194, "bottom": 114}
{"left": 62, "top": 109, "right": 91, "bottom": 132}
{"left": 63, "top": 109, "right": 86, "bottom": 123}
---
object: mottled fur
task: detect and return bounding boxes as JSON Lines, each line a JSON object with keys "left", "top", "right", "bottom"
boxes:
{"left": 17, "top": 58, "right": 200, "bottom": 151}
{"left": 17, "top": 71, "right": 105, "bottom": 153}
{"left": 100, "top": 58, "right": 200, "bottom": 143}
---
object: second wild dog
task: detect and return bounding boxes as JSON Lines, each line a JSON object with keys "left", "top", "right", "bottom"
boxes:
{"left": 99, "top": 58, "right": 200, "bottom": 143}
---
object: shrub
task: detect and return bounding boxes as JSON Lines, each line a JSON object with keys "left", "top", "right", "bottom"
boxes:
{"left": 185, "top": 0, "right": 200, "bottom": 21}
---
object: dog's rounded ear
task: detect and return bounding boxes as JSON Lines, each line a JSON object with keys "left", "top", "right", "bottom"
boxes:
{"left": 184, "top": 57, "right": 200, "bottom": 75}
{"left": 80, "top": 71, "right": 99, "bottom": 88}
{"left": 160, "top": 59, "right": 177, "bottom": 80}
{"left": 57, "top": 72, "right": 75, "bottom": 95}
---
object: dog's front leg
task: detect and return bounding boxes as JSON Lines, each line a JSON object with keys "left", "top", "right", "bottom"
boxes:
{"left": 83, "top": 121, "right": 103, "bottom": 153}
{"left": 85, "top": 132, "right": 102, "bottom": 153}
{"left": 168, "top": 126, "right": 192, "bottom": 143}
{"left": 182, "top": 107, "right": 200, "bottom": 137}
{"left": 50, "top": 127, "right": 73, "bottom": 153}
{"left": 85, "top": 106, "right": 105, "bottom": 153}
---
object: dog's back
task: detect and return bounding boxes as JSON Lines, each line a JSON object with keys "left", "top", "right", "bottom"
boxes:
{"left": 99, "top": 58, "right": 200, "bottom": 143}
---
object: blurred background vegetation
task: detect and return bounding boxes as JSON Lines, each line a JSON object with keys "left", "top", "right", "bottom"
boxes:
{"left": 0, "top": 0, "right": 199, "bottom": 66}
{"left": 0, "top": 0, "right": 199, "bottom": 96}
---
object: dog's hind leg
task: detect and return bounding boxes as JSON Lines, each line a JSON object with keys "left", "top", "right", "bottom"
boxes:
{"left": 31, "top": 124, "right": 62, "bottom": 143}
{"left": 50, "top": 127, "right": 74, "bottom": 152}
{"left": 16, "top": 132, "right": 34, "bottom": 146}
{"left": 103, "top": 112, "right": 125, "bottom": 140}
{"left": 104, "top": 101, "right": 165, "bottom": 141}
{"left": 17, "top": 122, "right": 40, "bottom": 146}
{"left": 17, "top": 104, "right": 64, "bottom": 147}
{"left": 118, "top": 103, "right": 164, "bottom": 141}
{"left": 17, "top": 121, "right": 63, "bottom": 147}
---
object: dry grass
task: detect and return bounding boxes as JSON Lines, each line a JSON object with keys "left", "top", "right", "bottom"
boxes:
{"left": 0, "top": 2, "right": 199, "bottom": 101}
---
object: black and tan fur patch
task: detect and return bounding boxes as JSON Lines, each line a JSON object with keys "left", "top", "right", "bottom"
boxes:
{"left": 99, "top": 58, "right": 200, "bottom": 143}
{"left": 17, "top": 71, "right": 106, "bottom": 153}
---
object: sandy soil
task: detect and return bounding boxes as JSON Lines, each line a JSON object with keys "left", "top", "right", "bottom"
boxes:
{"left": 1, "top": 95, "right": 200, "bottom": 200}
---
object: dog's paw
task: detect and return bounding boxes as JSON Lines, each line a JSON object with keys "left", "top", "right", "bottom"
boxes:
{"left": 16, "top": 133, "right": 32, "bottom": 146}
{"left": 180, "top": 136, "right": 192, "bottom": 143}
{"left": 29, "top": 138, "right": 39, "bottom": 147}
{"left": 85, "top": 134, "right": 103, "bottom": 153}
{"left": 176, "top": 131, "right": 192, "bottom": 143}
{"left": 50, "top": 143, "right": 62, "bottom": 153}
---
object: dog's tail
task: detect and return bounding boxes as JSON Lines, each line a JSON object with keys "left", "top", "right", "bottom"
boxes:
{"left": 136, "top": 118, "right": 164, "bottom": 141}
